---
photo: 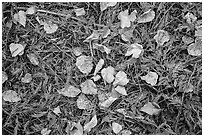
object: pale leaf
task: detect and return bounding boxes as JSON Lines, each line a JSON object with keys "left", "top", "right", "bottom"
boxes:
{"left": 9, "top": 43, "right": 25, "bottom": 57}
{"left": 84, "top": 115, "right": 97, "bottom": 132}
{"left": 100, "top": 2, "right": 117, "bottom": 11}
{"left": 99, "top": 96, "right": 117, "bottom": 108}
{"left": 2, "top": 71, "right": 8, "bottom": 84}
{"left": 77, "top": 94, "right": 91, "bottom": 109}
{"left": 84, "top": 31, "right": 100, "bottom": 42}
{"left": 43, "top": 21, "right": 58, "bottom": 34}
{"left": 101, "top": 66, "right": 115, "bottom": 83}
{"left": 76, "top": 55, "right": 93, "bottom": 74}
{"left": 140, "top": 102, "right": 161, "bottom": 115}
{"left": 3, "top": 90, "right": 21, "bottom": 102}
{"left": 93, "top": 43, "right": 111, "bottom": 54}
{"left": 27, "top": 53, "right": 39, "bottom": 66}
{"left": 41, "top": 128, "right": 51, "bottom": 135}
{"left": 94, "top": 59, "right": 104, "bottom": 75}
{"left": 14, "top": 10, "right": 26, "bottom": 27}
{"left": 141, "top": 71, "right": 158, "bottom": 86}
{"left": 187, "top": 37, "right": 202, "bottom": 56}
{"left": 154, "top": 30, "right": 170, "bottom": 46}
{"left": 120, "top": 28, "right": 133, "bottom": 42}
{"left": 115, "top": 86, "right": 127, "bottom": 95}
{"left": 138, "top": 9, "right": 155, "bottom": 23}
{"left": 58, "top": 85, "right": 81, "bottom": 97}
{"left": 120, "top": 130, "right": 132, "bottom": 135}
{"left": 125, "top": 43, "right": 143, "bottom": 58}
{"left": 74, "top": 8, "right": 86, "bottom": 16}
{"left": 184, "top": 12, "right": 197, "bottom": 24}
{"left": 53, "top": 106, "right": 61, "bottom": 115}
{"left": 113, "top": 71, "right": 129, "bottom": 86}
{"left": 102, "top": 28, "right": 111, "bottom": 38}
{"left": 26, "top": 6, "right": 36, "bottom": 15}
{"left": 182, "top": 36, "right": 194, "bottom": 45}
{"left": 118, "top": 10, "right": 137, "bottom": 28}
{"left": 71, "top": 122, "right": 83, "bottom": 135}
{"left": 73, "top": 47, "right": 83, "bottom": 56}
{"left": 92, "top": 75, "right": 101, "bottom": 81}
{"left": 80, "top": 79, "right": 97, "bottom": 95}
{"left": 112, "top": 122, "right": 122, "bottom": 134}
{"left": 21, "top": 73, "right": 32, "bottom": 83}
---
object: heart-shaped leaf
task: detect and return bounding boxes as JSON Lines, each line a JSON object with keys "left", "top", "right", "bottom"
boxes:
{"left": 3, "top": 90, "right": 21, "bottom": 102}
{"left": 101, "top": 66, "right": 115, "bottom": 83}
{"left": 137, "top": 9, "right": 155, "bottom": 23}
{"left": 27, "top": 53, "right": 39, "bottom": 66}
{"left": 76, "top": 55, "right": 93, "bottom": 74}
{"left": 74, "top": 8, "right": 86, "bottom": 16}
{"left": 115, "top": 86, "right": 127, "bottom": 95}
{"left": 154, "top": 30, "right": 170, "bottom": 46}
{"left": 80, "top": 79, "right": 97, "bottom": 95}
{"left": 84, "top": 115, "right": 97, "bottom": 132}
{"left": 14, "top": 10, "right": 26, "bottom": 27}
{"left": 9, "top": 43, "right": 25, "bottom": 57}
{"left": 42, "top": 21, "right": 58, "bottom": 34}
{"left": 118, "top": 10, "right": 137, "bottom": 28}
{"left": 94, "top": 59, "right": 104, "bottom": 75}
{"left": 187, "top": 37, "right": 202, "bottom": 56}
{"left": 58, "top": 85, "right": 81, "bottom": 97}
{"left": 112, "top": 122, "right": 122, "bottom": 134}
{"left": 141, "top": 71, "right": 158, "bottom": 86}
{"left": 125, "top": 43, "right": 143, "bottom": 58}
{"left": 113, "top": 71, "right": 129, "bottom": 86}
{"left": 2, "top": 71, "right": 8, "bottom": 84}
{"left": 21, "top": 73, "right": 32, "bottom": 83}
{"left": 100, "top": 2, "right": 117, "bottom": 11}
{"left": 140, "top": 102, "right": 161, "bottom": 115}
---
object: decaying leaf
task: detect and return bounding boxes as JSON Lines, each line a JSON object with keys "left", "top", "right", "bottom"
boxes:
{"left": 84, "top": 31, "right": 100, "bottom": 42}
{"left": 58, "top": 85, "right": 81, "bottom": 97}
{"left": 154, "top": 30, "right": 170, "bottom": 46}
{"left": 76, "top": 55, "right": 93, "bottom": 74}
{"left": 115, "top": 86, "right": 127, "bottom": 95}
{"left": 26, "top": 6, "right": 36, "bottom": 15}
{"left": 100, "top": 2, "right": 117, "bottom": 11}
{"left": 102, "top": 28, "right": 111, "bottom": 38}
{"left": 2, "top": 71, "right": 8, "bottom": 84}
{"left": 73, "top": 47, "right": 83, "bottom": 56}
{"left": 77, "top": 94, "right": 91, "bottom": 109}
{"left": 185, "top": 83, "right": 194, "bottom": 93}
{"left": 21, "top": 73, "right": 32, "bottom": 83}
{"left": 74, "top": 8, "right": 86, "bottom": 16}
{"left": 125, "top": 43, "right": 143, "bottom": 58}
{"left": 41, "top": 128, "right": 51, "bottom": 135}
{"left": 9, "top": 43, "right": 25, "bottom": 57}
{"left": 120, "top": 28, "right": 134, "bottom": 42}
{"left": 112, "top": 122, "right": 123, "bottom": 134}
{"left": 101, "top": 66, "right": 115, "bottom": 83}
{"left": 53, "top": 106, "right": 61, "bottom": 115}
{"left": 84, "top": 115, "right": 97, "bottom": 132}
{"left": 195, "top": 20, "right": 202, "bottom": 37}
{"left": 92, "top": 75, "right": 101, "bottom": 81}
{"left": 99, "top": 96, "right": 118, "bottom": 108}
{"left": 184, "top": 12, "right": 197, "bottom": 24}
{"left": 187, "top": 37, "right": 202, "bottom": 56}
{"left": 141, "top": 71, "right": 158, "bottom": 86}
{"left": 140, "top": 102, "right": 161, "bottom": 115}
{"left": 42, "top": 21, "right": 58, "bottom": 34}
{"left": 182, "top": 36, "right": 194, "bottom": 45}
{"left": 118, "top": 10, "right": 137, "bottom": 28}
{"left": 71, "top": 121, "right": 84, "bottom": 135}
{"left": 27, "top": 53, "right": 39, "bottom": 66}
{"left": 14, "top": 10, "right": 26, "bottom": 27}
{"left": 94, "top": 59, "right": 104, "bottom": 75}
{"left": 80, "top": 79, "right": 97, "bottom": 95}
{"left": 137, "top": 9, "right": 155, "bottom": 23}
{"left": 113, "top": 71, "right": 129, "bottom": 86}
{"left": 2, "top": 90, "right": 21, "bottom": 102}
{"left": 93, "top": 43, "right": 111, "bottom": 54}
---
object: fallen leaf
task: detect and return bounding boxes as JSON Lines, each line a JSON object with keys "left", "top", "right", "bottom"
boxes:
{"left": 74, "top": 8, "right": 86, "bottom": 16}
{"left": 140, "top": 102, "right": 161, "bottom": 115}
{"left": 84, "top": 31, "right": 100, "bottom": 42}
{"left": 93, "top": 43, "right": 111, "bottom": 54}
{"left": 187, "top": 37, "right": 202, "bottom": 56}
{"left": 80, "top": 79, "right": 97, "bottom": 95}
{"left": 58, "top": 85, "right": 81, "bottom": 97}
{"left": 195, "top": 20, "right": 202, "bottom": 37}
{"left": 77, "top": 94, "right": 92, "bottom": 109}
{"left": 76, "top": 55, "right": 93, "bottom": 74}
{"left": 115, "top": 108, "right": 127, "bottom": 116}
{"left": 184, "top": 12, "right": 197, "bottom": 24}
{"left": 84, "top": 115, "right": 97, "bottom": 132}
{"left": 2, "top": 90, "right": 21, "bottom": 102}
{"left": 182, "top": 36, "right": 194, "bottom": 45}
{"left": 21, "top": 73, "right": 32, "bottom": 83}
{"left": 125, "top": 43, "right": 143, "bottom": 58}
{"left": 120, "top": 28, "right": 134, "bottom": 42}
{"left": 120, "top": 130, "right": 132, "bottom": 135}
{"left": 53, "top": 106, "right": 61, "bottom": 115}
{"left": 102, "top": 28, "right": 111, "bottom": 38}
{"left": 154, "top": 30, "right": 170, "bottom": 46}
{"left": 9, "top": 43, "right": 25, "bottom": 57}
{"left": 27, "top": 53, "right": 39, "bottom": 66}
{"left": 2, "top": 71, "right": 8, "bottom": 84}
{"left": 118, "top": 10, "right": 137, "bottom": 28}
{"left": 113, "top": 71, "right": 129, "bottom": 86}
{"left": 112, "top": 122, "right": 122, "bottom": 134}
{"left": 73, "top": 47, "right": 83, "bottom": 56}
{"left": 101, "top": 66, "right": 115, "bottom": 83}
{"left": 41, "top": 128, "right": 51, "bottom": 135}
{"left": 26, "top": 6, "right": 36, "bottom": 15}
{"left": 141, "top": 71, "right": 158, "bottom": 86}
{"left": 94, "top": 59, "right": 104, "bottom": 75}
{"left": 137, "top": 9, "right": 155, "bottom": 23}
{"left": 185, "top": 83, "right": 194, "bottom": 93}
{"left": 115, "top": 86, "right": 127, "bottom": 95}
{"left": 42, "top": 21, "right": 58, "bottom": 34}
{"left": 14, "top": 10, "right": 26, "bottom": 27}
{"left": 71, "top": 121, "right": 83, "bottom": 135}
{"left": 92, "top": 75, "right": 101, "bottom": 81}
{"left": 99, "top": 96, "right": 117, "bottom": 108}
{"left": 100, "top": 2, "right": 117, "bottom": 11}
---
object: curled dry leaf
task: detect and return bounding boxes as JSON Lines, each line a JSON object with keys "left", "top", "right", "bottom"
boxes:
{"left": 187, "top": 37, "right": 202, "bottom": 56}
{"left": 118, "top": 10, "right": 137, "bottom": 28}
{"left": 41, "top": 128, "right": 51, "bottom": 135}
{"left": 112, "top": 122, "right": 123, "bottom": 134}
{"left": 137, "top": 9, "right": 155, "bottom": 23}
{"left": 53, "top": 106, "right": 61, "bottom": 115}
{"left": 2, "top": 71, "right": 8, "bottom": 84}
{"left": 115, "top": 86, "right": 127, "bottom": 96}
{"left": 26, "top": 6, "right": 36, "bottom": 15}
{"left": 74, "top": 8, "right": 86, "bottom": 16}
{"left": 42, "top": 21, "right": 58, "bottom": 34}
{"left": 100, "top": 2, "right": 117, "bottom": 11}
{"left": 77, "top": 94, "right": 91, "bottom": 109}
{"left": 184, "top": 12, "right": 197, "bottom": 24}
{"left": 14, "top": 10, "right": 26, "bottom": 27}
{"left": 3, "top": 90, "right": 21, "bottom": 102}
{"left": 154, "top": 30, "right": 170, "bottom": 46}
{"left": 94, "top": 59, "right": 104, "bottom": 75}
{"left": 140, "top": 102, "right": 161, "bottom": 115}
{"left": 125, "top": 43, "right": 143, "bottom": 58}
{"left": 76, "top": 55, "right": 93, "bottom": 74}
{"left": 27, "top": 53, "right": 39, "bottom": 66}
{"left": 141, "top": 71, "right": 158, "bottom": 86}
{"left": 101, "top": 66, "right": 115, "bottom": 83}
{"left": 21, "top": 73, "right": 32, "bottom": 83}
{"left": 58, "top": 85, "right": 81, "bottom": 97}
{"left": 80, "top": 79, "right": 97, "bottom": 95}
{"left": 9, "top": 43, "right": 25, "bottom": 57}
{"left": 113, "top": 71, "right": 129, "bottom": 86}
{"left": 84, "top": 115, "right": 97, "bottom": 132}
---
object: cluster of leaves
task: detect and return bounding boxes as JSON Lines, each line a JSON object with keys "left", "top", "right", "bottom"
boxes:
{"left": 2, "top": 2, "right": 202, "bottom": 135}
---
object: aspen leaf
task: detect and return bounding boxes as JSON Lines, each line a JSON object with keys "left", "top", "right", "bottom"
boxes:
{"left": 2, "top": 71, "right": 8, "bottom": 84}
{"left": 41, "top": 128, "right": 51, "bottom": 135}
{"left": 77, "top": 94, "right": 91, "bottom": 109}
{"left": 137, "top": 9, "right": 155, "bottom": 23}
{"left": 14, "top": 10, "right": 26, "bottom": 27}
{"left": 101, "top": 66, "right": 115, "bottom": 83}
{"left": 115, "top": 86, "right": 127, "bottom": 95}
{"left": 100, "top": 96, "right": 117, "bottom": 108}
{"left": 9, "top": 43, "right": 25, "bottom": 57}
{"left": 76, "top": 55, "right": 93, "bottom": 74}
{"left": 74, "top": 8, "right": 86, "bottom": 16}
{"left": 113, "top": 71, "right": 129, "bottom": 86}
{"left": 154, "top": 30, "right": 170, "bottom": 46}
{"left": 80, "top": 79, "right": 97, "bottom": 95}
{"left": 84, "top": 115, "right": 97, "bottom": 132}
{"left": 187, "top": 37, "right": 202, "bottom": 56}
{"left": 3, "top": 90, "right": 21, "bottom": 102}
{"left": 27, "top": 53, "right": 39, "bottom": 66}
{"left": 118, "top": 10, "right": 137, "bottom": 28}
{"left": 184, "top": 12, "right": 197, "bottom": 24}
{"left": 42, "top": 21, "right": 58, "bottom": 34}
{"left": 58, "top": 85, "right": 81, "bottom": 97}
{"left": 26, "top": 6, "right": 36, "bottom": 15}
{"left": 125, "top": 43, "right": 143, "bottom": 58}
{"left": 84, "top": 31, "right": 100, "bottom": 42}
{"left": 92, "top": 75, "right": 101, "bottom": 81}
{"left": 94, "top": 59, "right": 104, "bottom": 75}
{"left": 53, "top": 106, "right": 61, "bottom": 115}
{"left": 21, "top": 73, "right": 32, "bottom": 83}
{"left": 112, "top": 122, "right": 122, "bottom": 134}
{"left": 100, "top": 2, "right": 117, "bottom": 11}
{"left": 140, "top": 102, "right": 161, "bottom": 115}
{"left": 141, "top": 71, "right": 158, "bottom": 86}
